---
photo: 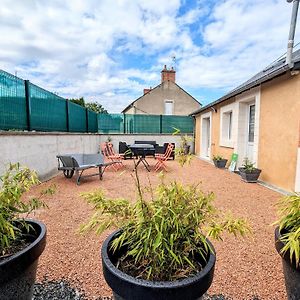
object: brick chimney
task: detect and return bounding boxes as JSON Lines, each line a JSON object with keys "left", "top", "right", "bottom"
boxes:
{"left": 143, "top": 88, "right": 151, "bottom": 95}
{"left": 161, "top": 65, "right": 176, "bottom": 83}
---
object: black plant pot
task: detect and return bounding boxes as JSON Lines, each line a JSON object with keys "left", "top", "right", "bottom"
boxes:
{"left": 183, "top": 145, "right": 191, "bottom": 155}
{"left": 275, "top": 227, "right": 300, "bottom": 300}
{"left": 238, "top": 167, "right": 261, "bottom": 183}
{"left": 101, "top": 230, "right": 216, "bottom": 300}
{"left": 213, "top": 159, "right": 228, "bottom": 168}
{"left": 0, "top": 219, "right": 47, "bottom": 300}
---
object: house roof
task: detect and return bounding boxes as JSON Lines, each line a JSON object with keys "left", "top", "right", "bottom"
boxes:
{"left": 121, "top": 81, "right": 201, "bottom": 113}
{"left": 191, "top": 49, "right": 300, "bottom": 116}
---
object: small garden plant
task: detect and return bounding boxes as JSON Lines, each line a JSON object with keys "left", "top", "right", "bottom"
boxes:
{"left": 275, "top": 193, "right": 300, "bottom": 268}
{"left": 172, "top": 127, "right": 193, "bottom": 166}
{"left": 0, "top": 163, "right": 45, "bottom": 258}
{"left": 81, "top": 169, "right": 251, "bottom": 281}
{"left": 242, "top": 158, "right": 256, "bottom": 173}
{"left": 213, "top": 155, "right": 224, "bottom": 161}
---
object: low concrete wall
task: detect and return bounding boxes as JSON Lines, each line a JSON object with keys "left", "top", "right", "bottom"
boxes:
{"left": 0, "top": 132, "right": 100, "bottom": 180}
{"left": 0, "top": 132, "right": 195, "bottom": 181}
{"left": 99, "top": 134, "right": 194, "bottom": 153}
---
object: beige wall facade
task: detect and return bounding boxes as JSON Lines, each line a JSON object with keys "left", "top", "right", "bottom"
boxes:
{"left": 124, "top": 81, "right": 200, "bottom": 116}
{"left": 195, "top": 73, "right": 300, "bottom": 192}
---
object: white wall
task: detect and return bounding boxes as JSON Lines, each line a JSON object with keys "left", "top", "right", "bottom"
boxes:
{"left": 0, "top": 133, "right": 194, "bottom": 181}
{"left": 0, "top": 132, "right": 100, "bottom": 180}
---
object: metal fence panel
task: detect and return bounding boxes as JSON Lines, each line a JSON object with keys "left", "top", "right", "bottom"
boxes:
{"left": 162, "top": 115, "right": 194, "bottom": 134}
{"left": 98, "top": 113, "right": 124, "bottom": 133}
{"left": 0, "top": 70, "right": 27, "bottom": 130}
{"left": 87, "top": 110, "right": 98, "bottom": 133}
{"left": 30, "top": 83, "right": 67, "bottom": 132}
{"left": 68, "top": 101, "right": 87, "bottom": 132}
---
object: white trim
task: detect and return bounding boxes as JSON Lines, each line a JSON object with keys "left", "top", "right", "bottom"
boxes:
{"left": 220, "top": 102, "right": 237, "bottom": 148}
{"left": 235, "top": 87, "right": 261, "bottom": 167}
{"left": 200, "top": 111, "right": 212, "bottom": 159}
{"left": 295, "top": 148, "right": 300, "bottom": 192}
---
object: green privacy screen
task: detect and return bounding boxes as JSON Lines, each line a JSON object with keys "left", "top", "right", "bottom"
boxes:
{"left": 98, "top": 114, "right": 194, "bottom": 134}
{"left": 87, "top": 110, "right": 98, "bottom": 133}
{"left": 30, "top": 83, "right": 68, "bottom": 132}
{"left": 0, "top": 69, "right": 98, "bottom": 133}
{"left": 0, "top": 70, "right": 27, "bottom": 130}
{"left": 68, "top": 101, "right": 87, "bottom": 132}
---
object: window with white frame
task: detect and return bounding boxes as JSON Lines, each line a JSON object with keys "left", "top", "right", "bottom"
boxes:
{"left": 164, "top": 100, "right": 173, "bottom": 115}
{"left": 220, "top": 104, "right": 235, "bottom": 148}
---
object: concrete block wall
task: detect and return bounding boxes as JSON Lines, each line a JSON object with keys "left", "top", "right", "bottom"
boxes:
{"left": 0, "top": 132, "right": 194, "bottom": 181}
{"left": 0, "top": 132, "right": 100, "bottom": 181}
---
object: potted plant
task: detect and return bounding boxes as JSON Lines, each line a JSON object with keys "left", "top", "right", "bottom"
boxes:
{"left": 81, "top": 170, "right": 250, "bottom": 300}
{"left": 0, "top": 163, "right": 47, "bottom": 299}
{"left": 238, "top": 158, "right": 261, "bottom": 183}
{"left": 212, "top": 155, "right": 228, "bottom": 169}
{"left": 274, "top": 193, "right": 300, "bottom": 300}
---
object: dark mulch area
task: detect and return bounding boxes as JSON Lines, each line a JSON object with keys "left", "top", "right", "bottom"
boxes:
{"left": 33, "top": 279, "right": 261, "bottom": 300}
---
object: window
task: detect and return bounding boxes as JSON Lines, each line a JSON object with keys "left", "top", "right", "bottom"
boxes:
{"left": 248, "top": 105, "right": 255, "bottom": 143}
{"left": 164, "top": 100, "right": 173, "bottom": 115}
{"left": 222, "top": 111, "right": 233, "bottom": 141}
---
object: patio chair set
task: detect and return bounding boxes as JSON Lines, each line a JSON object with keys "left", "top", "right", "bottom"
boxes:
{"left": 56, "top": 142, "right": 175, "bottom": 184}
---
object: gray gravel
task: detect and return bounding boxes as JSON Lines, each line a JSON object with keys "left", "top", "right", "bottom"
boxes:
{"left": 32, "top": 280, "right": 261, "bottom": 300}
{"left": 33, "top": 279, "right": 87, "bottom": 300}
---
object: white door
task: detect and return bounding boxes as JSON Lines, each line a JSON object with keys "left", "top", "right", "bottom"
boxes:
{"left": 246, "top": 104, "right": 255, "bottom": 162}
{"left": 201, "top": 117, "right": 211, "bottom": 158}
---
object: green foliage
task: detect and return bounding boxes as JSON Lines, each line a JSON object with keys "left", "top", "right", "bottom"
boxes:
{"left": 275, "top": 193, "right": 300, "bottom": 267}
{"left": 213, "top": 155, "right": 224, "bottom": 161}
{"left": 172, "top": 127, "right": 193, "bottom": 167}
{"left": 69, "top": 97, "right": 85, "bottom": 107}
{"left": 40, "top": 184, "right": 57, "bottom": 196}
{"left": 242, "top": 158, "right": 256, "bottom": 173}
{"left": 85, "top": 102, "right": 108, "bottom": 114}
{"left": 0, "top": 163, "right": 45, "bottom": 255}
{"left": 68, "top": 97, "right": 108, "bottom": 114}
{"left": 81, "top": 174, "right": 250, "bottom": 281}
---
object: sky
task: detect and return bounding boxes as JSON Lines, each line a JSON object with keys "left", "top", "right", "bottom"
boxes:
{"left": 1, "top": 0, "right": 299, "bottom": 113}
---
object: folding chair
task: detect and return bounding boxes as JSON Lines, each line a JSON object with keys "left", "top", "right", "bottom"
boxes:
{"left": 154, "top": 143, "right": 174, "bottom": 172}
{"left": 102, "top": 142, "right": 124, "bottom": 171}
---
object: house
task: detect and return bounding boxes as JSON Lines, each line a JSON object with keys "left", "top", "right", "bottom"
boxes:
{"left": 192, "top": 50, "right": 300, "bottom": 193}
{"left": 122, "top": 65, "right": 201, "bottom": 115}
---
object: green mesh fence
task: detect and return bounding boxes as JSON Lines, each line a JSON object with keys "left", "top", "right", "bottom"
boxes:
{"left": 98, "top": 113, "right": 124, "bottom": 133}
{"left": 87, "top": 110, "right": 98, "bottom": 133}
{"left": 68, "top": 101, "right": 87, "bottom": 132}
{"left": 98, "top": 113, "right": 194, "bottom": 134}
{"left": 162, "top": 115, "right": 194, "bottom": 134}
{"left": 30, "top": 83, "right": 67, "bottom": 132}
{"left": 0, "top": 70, "right": 27, "bottom": 130}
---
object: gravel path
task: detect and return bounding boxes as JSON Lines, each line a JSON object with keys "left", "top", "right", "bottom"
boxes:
{"left": 27, "top": 157, "right": 285, "bottom": 299}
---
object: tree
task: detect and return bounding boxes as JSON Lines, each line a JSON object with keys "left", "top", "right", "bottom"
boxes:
{"left": 85, "top": 102, "right": 108, "bottom": 114}
{"left": 67, "top": 97, "right": 108, "bottom": 114}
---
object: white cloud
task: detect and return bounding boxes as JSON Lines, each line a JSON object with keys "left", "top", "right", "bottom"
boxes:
{"left": 0, "top": 0, "right": 299, "bottom": 112}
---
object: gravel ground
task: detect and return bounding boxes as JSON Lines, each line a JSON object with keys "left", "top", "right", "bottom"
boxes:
{"left": 27, "top": 157, "right": 286, "bottom": 299}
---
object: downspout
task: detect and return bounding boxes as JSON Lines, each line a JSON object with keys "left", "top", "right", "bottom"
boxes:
{"left": 286, "top": 0, "right": 299, "bottom": 68}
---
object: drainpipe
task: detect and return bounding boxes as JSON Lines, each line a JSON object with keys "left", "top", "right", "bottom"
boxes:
{"left": 286, "top": 0, "right": 299, "bottom": 68}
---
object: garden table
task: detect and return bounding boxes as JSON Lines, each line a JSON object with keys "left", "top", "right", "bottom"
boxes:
{"left": 129, "top": 144, "right": 155, "bottom": 172}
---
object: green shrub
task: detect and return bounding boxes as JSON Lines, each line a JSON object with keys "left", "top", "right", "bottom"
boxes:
{"left": 81, "top": 172, "right": 250, "bottom": 281}
{"left": 0, "top": 163, "right": 45, "bottom": 256}
{"left": 275, "top": 193, "right": 300, "bottom": 268}
{"left": 242, "top": 158, "right": 256, "bottom": 172}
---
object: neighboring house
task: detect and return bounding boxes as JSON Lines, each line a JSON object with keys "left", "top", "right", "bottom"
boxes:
{"left": 192, "top": 50, "right": 300, "bottom": 193}
{"left": 122, "top": 65, "right": 201, "bottom": 115}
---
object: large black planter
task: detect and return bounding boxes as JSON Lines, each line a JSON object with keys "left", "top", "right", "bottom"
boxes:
{"left": 275, "top": 227, "right": 300, "bottom": 300}
{"left": 238, "top": 167, "right": 261, "bottom": 183}
{"left": 0, "top": 219, "right": 47, "bottom": 300}
{"left": 101, "top": 230, "right": 216, "bottom": 300}
{"left": 213, "top": 159, "right": 227, "bottom": 169}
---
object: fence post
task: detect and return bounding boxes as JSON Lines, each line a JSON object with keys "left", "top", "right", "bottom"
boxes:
{"left": 123, "top": 113, "right": 126, "bottom": 134}
{"left": 86, "top": 108, "right": 89, "bottom": 133}
{"left": 160, "top": 115, "right": 163, "bottom": 134}
{"left": 66, "top": 100, "right": 70, "bottom": 132}
{"left": 24, "top": 80, "right": 31, "bottom": 131}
